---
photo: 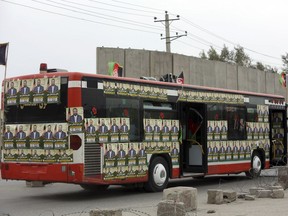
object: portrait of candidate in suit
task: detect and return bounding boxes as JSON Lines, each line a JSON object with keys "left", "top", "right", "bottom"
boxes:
{"left": 30, "top": 125, "right": 40, "bottom": 139}
{"left": 145, "top": 119, "right": 153, "bottom": 133}
{"left": 16, "top": 125, "right": 26, "bottom": 139}
{"left": 47, "top": 78, "right": 59, "bottom": 94}
{"left": 43, "top": 124, "right": 53, "bottom": 139}
{"left": 120, "top": 118, "right": 129, "bottom": 133}
{"left": 33, "top": 79, "right": 45, "bottom": 94}
{"left": 69, "top": 108, "right": 83, "bottom": 123}
{"left": 128, "top": 143, "right": 137, "bottom": 158}
{"left": 86, "top": 119, "right": 96, "bottom": 133}
{"left": 110, "top": 118, "right": 119, "bottom": 133}
{"left": 54, "top": 125, "right": 67, "bottom": 139}
{"left": 106, "top": 144, "right": 116, "bottom": 159}
{"left": 4, "top": 125, "right": 14, "bottom": 139}
{"left": 99, "top": 118, "right": 109, "bottom": 133}
{"left": 20, "top": 80, "right": 30, "bottom": 95}
{"left": 7, "top": 81, "right": 17, "bottom": 96}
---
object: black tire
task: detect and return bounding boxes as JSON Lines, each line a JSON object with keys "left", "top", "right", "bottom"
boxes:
{"left": 245, "top": 152, "right": 262, "bottom": 178}
{"left": 80, "top": 184, "right": 109, "bottom": 191}
{"left": 144, "top": 156, "right": 169, "bottom": 192}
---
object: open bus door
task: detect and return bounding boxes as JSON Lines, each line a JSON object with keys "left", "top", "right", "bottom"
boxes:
{"left": 180, "top": 103, "right": 207, "bottom": 175}
{"left": 270, "top": 109, "right": 287, "bottom": 166}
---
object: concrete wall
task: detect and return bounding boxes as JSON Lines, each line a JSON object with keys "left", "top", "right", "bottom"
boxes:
{"left": 96, "top": 47, "right": 287, "bottom": 100}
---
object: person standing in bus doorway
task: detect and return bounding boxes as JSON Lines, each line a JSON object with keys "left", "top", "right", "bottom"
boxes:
{"left": 16, "top": 125, "right": 26, "bottom": 139}
{"left": 30, "top": 125, "right": 40, "bottom": 139}
{"left": 99, "top": 119, "right": 108, "bottom": 133}
{"left": 54, "top": 125, "right": 66, "bottom": 139}
{"left": 43, "top": 125, "right": 53, "bottom": 139}
{"left": 110, "top": 118, "right": 119, "bottom": 133}
{"left": 33, "top": 79, "right": 44, "bottom": 94}
{"left": 4, "top": 126, "right": 14, "bottom": 140}
{"left": 7, "top": 81, "right": 17, "bottom": 96}
{"left": 47, "top": 78, "right": 59, "bottom": 94}
{"left": 20, "top": 80, "right": 30, "bottom": 95}
{"left": 69, "top": 108, "right": 83, "bottom": 123}
{"left": 86, "top": 119, "right": 96, "bottom": 134}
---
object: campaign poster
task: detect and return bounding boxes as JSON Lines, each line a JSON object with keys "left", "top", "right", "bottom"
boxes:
{"left": 109, "top": 118, "right": 120, "bottom": 142}
{"left": 116, "top": 143, "right": 128, "bottom": 166}
{"left": 116, "top": 82, "right": 129, "bottom": 96}
{"left": 207, "top": 121, "right": 214, "bottom": 141}
{"left": 29, "top": 149, "right": 43, "bottom": 162}
{"left": 103, "top": 167, "right": 117, "bottom": 180}
{"left": 207, "top": 142, "right": 213, "bottom": 162}
{"left": 67, "top": 107, "right": 84, "bottom": 132}
{"left": 126, "top": 165, "right": 137, "bottom": 178}
{"left": 186, "top": 91, "right": 194, "bottom": 102}
{"left": 246, "top": 122, "right": 253, "bottom": 140}
{"left": 245, "top": 141, "right": 252, "bottom": 160}
{"left": 149, "top": 86, "right": 158, "bottom": 99}
{"left": 219, "top": 142, "right": 226, "bottom": 161}
{"left": 15, "top": 124, "right": 29, "bottom": 149}
{"left": 98, "top": 118, "right": 109, "bottom": 142}
{"left": 153, "top": 119, "right": 161, "bottom": 141}
{"left": 264, "top": 140, "right": 270, "bottom": 159}
{"left": 170, "top": 142, "right": 179, "bottom": 165}
{"left": 129, "top": 84, "right": 139, "bottom": 97}
{"left": 127, "top": 143, "right": 137, "bottom": 166}
{"left": 264, "top": 123, "right": 269, "bottom": 139}
{"left": 3, "top": 124, "right": 15, "bottom": 149}
{"left": 158, "top": 88, "right": 167, "bottom": 101}
{"left": 46, "top": 77, "right": 61, "bottom": 103}
{"left": 252, "top": 122, "right": 259, "bottom": 140}
{"left": 144, "top": 119, "right": 153, "bottom": 141}
{"left": 28, "top": 124, "right": 43, "bottom": 149}
{"left": 239, "top": 141, "right": 245, "bottom": 160}
{"left": 17, "top": 149, "right": 30, "bottom": 162}
{"left": 161, "top": 119, "right": 171, "bottom": 141}
{"left": 139, "top": 85, "right": 147, "bottom": 98}
{"left": 58, "top": 149, "right": 73, "bottom": 162}
{"left": 32, "top": 78, "right": 48, "bottom": 104}
{"left": 5, "top": 80, "right": 20, "bottom": 106}
{"left": 42, "top": 149, "right": 56, "bottom": 162}
{"left": 137, "top": 143, "right": 147, "bottom": 165}
{"left": 213, "top": 121, "right": 221, "bottom": 140}
{"left": 232, "top": 141, "right": 239, "bottom": 160}
{"left": 212, "top": 141, "right": 219, "bottom": 161}
{"left": 103, "top": 81, "right": 116, "bottom": 95}
{"left": 177, "top": 89, "right": 186, "bottom": 101}
{"left": 53, "top": 123, "right": 68, "bottom": 149}
{"left": 18, "top": 79, "right": 33, "bottom": 105}
{"left": 137, "top": 165, "right": 148, "bottom": 177}
{"left": 170, "top": 120, "right": 179, "bottom": 141}
{"left": 145, "top": 142, "right": 154, "bottom": 154}
{"left": 104, "top": 143, "right": 117, "bottom": 167}
{"left": 259, "top": 123, "right": 265, "bottom": 139}
{"left": 226, "top": 141, "right": 233, "bottom": 161}
{"left": 119, "top": 117, "right": 130, "bottom": 142}
{"left": 3, "top": 149, "right": 17, "bottom": 161}
{"left": 42, "top": 123, "right": 55, "bottom": 149}
{"left": 263, "top": 106, "right": 269, "bottom": 122}
{"left": 220, "top": 121, "right": 228, "bottom": 140}
{"left": 85, "top": 118, "right": 98, "bottom": 143}
{"left": 116, "top": 166, "right": 128, "bottom": 179}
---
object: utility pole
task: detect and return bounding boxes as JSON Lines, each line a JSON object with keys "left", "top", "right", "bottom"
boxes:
{"left": 154, "top": 11, "right": 187, "bottom": 53}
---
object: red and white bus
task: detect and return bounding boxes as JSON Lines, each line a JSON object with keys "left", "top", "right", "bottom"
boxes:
{"left": 1, "top": 69, "right": 287, "bottom": 192}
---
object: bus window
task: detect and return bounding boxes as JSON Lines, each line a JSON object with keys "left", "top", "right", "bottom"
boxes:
{"left": 143, "top": 101, "right": 177, "bottom": 120}
{"left": 226, "top": 106, "right": 246, "bottom": 140}
{"left": 247, "top": 107, "right": 258, "bottom": 122}
{"left": 106, "top": 97, "right": 140, "bottom": 141}
{"left": 207, "top": 104, "right": 225, "bottom": 120}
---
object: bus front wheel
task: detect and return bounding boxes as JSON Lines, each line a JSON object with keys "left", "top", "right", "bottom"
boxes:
{"left": 246, "top": 152, "right": 262, "bottom": 178}
{"left": 144, "top": 156, "right": 169, "bottom": 192}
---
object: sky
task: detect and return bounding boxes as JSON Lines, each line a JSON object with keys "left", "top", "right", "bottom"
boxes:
{"left": 0, "top": 0, "right": 287, "bottom": 81}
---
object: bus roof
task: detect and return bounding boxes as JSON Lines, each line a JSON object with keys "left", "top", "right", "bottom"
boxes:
{"left": 4, "top": 71, "right": 285, "bottom": 100}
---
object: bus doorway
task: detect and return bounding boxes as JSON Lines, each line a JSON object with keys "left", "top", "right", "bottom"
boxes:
{"left": 180, "top": 103, "right": 207, "bottom": 174}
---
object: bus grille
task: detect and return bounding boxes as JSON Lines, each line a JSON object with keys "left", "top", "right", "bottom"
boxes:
{"left": 84, "top": 143, "right": 101, "bottom": 176}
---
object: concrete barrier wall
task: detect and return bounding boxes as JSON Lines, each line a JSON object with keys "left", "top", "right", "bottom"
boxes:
{"left": 96, "top": 48, "right": 287, "bottom": 100}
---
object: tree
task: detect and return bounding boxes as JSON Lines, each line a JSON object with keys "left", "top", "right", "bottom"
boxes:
{"left": 207, "top": 46, "right": 220, "bottom": 61}
{"left": 256, "top": 62, "right": 265, "bottom": 71}
{"left": 199, "top": 50, "right": 207, "bottom": 59}
{"left": 220, "top": 45, "right": 232, "bottom": 62}
{"left": 233, "top": 46, "right": 251, "bottom": 67}
{"left": 281, "top": 53, "right": 288, "bottom": 72}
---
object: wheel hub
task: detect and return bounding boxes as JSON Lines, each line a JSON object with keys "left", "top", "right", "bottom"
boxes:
{"left": 153, "top": 163, "right": 167, "bottom": 186}
{"left": 252, "top": 155, "right": 261, "bottom": 173}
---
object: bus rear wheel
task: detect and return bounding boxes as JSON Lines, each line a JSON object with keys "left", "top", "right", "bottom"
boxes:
{"left": 80, "top": 184, "right": 109, "bottom": 191}
{"left": 144, "top": 156, "right": 169, "bottom": 192}
{"left": 246, "top": 152, "right": 262, "bottom": 178}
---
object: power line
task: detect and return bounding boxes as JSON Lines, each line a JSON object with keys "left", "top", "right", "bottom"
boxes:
{"left": 111, "top": 0, "right": 163, "bottom": 13}
{"left": 33, "top": 0, "right": 163, "bottom": 31}
{"left": 1, "top": 0, "right": 160, "bottom": 34}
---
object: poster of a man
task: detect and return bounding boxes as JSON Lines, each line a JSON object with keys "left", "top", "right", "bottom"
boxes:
{"left": 20, "top": 80, "right": 31, "bottom": 95}
{"left": 43, "top": 124, "right": 53, "bottom": 139}
{"left": 99, "top": 118, "right": 109, "bottom": 133}
{"left": 33, "top": 79, "right": 45, "bottom": 94}
{"left": 7, "top": 81, "right": 17, "bottom": 96}
{"left": 16, "top": 125, "right": 26, "bottom": 139}
{"left": 145, "top": 119, "right": 153, "bottom": 133}
{"left": 162, "top": 120, "right": 170, "bottom": 133}
{"left": 4, "top": 125, "right": 14, "bottom": 140}
{"left": 110, "top": 118, "right": 119, "bottom": 133}
{"left": 117, "top": 144, "right": 126, "bottom": 158}
{"left": 54, "top": 125, "right": 67, "bottom": 139}
{"left": 106, "top": 144, "right": 116, "bottom": 159}
{"left": 69, "top": 107, "right": 83, "bottom": 123}
{"left": 128, "top": 143, "right": 137, "bottom": 158}
{"left": 47, "top": 78, "right": 59, "bottom": 93}
{"left": 30, "top": 125, "right": 40, "bottom": 139}
{"left": 120, "top": 118, "right": 129, "bottom": 133}
{"left": 170, "top": 120, "right": 179, "bottom": 133}
{"left": 86, "top": 119, "right": 96, "bottom": 134}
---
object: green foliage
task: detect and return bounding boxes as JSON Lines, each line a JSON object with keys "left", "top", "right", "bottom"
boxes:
{"left": 220, "top": 45, "right": 232, "bottom": 62}
{"left": 199, "top": 50, "right": 207, "bottom": 59}
{"left": 233, "top": 46, "right": 251, "bottom": 67}
{"left": 256, "top": 62, "right": 265, "bottom": 71}
{"left": 281, "top": 53, "right": 288, "bottom": 72}
{"left": 207, "top": 46, "right": 220, "bottom": 61}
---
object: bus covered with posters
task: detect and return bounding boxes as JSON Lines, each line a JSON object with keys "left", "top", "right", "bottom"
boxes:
{"left": 1, "top": 69, "right": 287, "bottom": 192}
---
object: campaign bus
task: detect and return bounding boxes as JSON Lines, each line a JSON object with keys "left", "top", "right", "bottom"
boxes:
{"left": 1, "top": 69, "right": 287, "bottom": 192}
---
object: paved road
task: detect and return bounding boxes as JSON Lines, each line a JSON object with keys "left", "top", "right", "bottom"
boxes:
{"left": 0, "top": 171, "right": 282, "bottom": 216}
